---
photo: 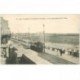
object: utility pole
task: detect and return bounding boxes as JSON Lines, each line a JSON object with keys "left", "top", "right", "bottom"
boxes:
{"left": 28, "top": 27, "right": 30, "bottom": 40}
{"left": 43, "top": 24, "right": 45, "bottom": 53}
{"left": 28, "top": 27, "right": 31, "bottom": 48}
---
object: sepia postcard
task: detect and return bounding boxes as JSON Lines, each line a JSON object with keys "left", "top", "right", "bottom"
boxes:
{"left": 0, "top": 14, "right": 79, "bottom": 64}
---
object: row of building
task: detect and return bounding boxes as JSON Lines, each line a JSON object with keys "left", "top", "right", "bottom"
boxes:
{"left": 0, "top": 17, "right": 11, "bottom": 64}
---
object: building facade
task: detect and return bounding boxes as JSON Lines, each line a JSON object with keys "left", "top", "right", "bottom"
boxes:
{"left": 0, "top": 17, "right": 11, "bottom": 64}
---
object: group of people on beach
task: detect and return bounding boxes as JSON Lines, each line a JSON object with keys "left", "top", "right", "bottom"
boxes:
{"left": 46, "top": 46, "right": 79, "bottom": 57}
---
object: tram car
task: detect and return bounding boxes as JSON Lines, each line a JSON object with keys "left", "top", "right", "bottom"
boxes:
{"left": 30, "top": 41, "right": 44, "bottom": 52}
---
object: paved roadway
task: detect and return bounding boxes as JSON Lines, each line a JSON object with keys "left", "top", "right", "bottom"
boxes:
{"left": 38, "top": 52, "right": 74, "bottom": 64}
{"left": 12, "top": 41, "right": 52, "bottom": 64}
{"left": 12, "top": 39, "right": 75, "bottom": 64}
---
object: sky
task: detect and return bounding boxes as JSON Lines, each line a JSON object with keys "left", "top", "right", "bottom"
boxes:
{"left": 0, "top": 14, "right": 79, "bottom": 33}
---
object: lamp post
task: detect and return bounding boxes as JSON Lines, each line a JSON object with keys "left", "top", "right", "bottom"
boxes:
{"left": 43, "top": 24, "right": 45, "bottom": 53}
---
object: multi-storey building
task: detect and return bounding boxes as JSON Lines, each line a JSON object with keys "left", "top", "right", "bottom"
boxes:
{"left": 0, "top": 17, "right": 11, "bottom": 64}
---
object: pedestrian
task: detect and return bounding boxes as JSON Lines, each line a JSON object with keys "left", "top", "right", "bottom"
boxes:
{"left": 59, "top": 49, "right": 63, "bottom": 56}
{"left": 8, "top": 47, "right": 17, "bottom": 64}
